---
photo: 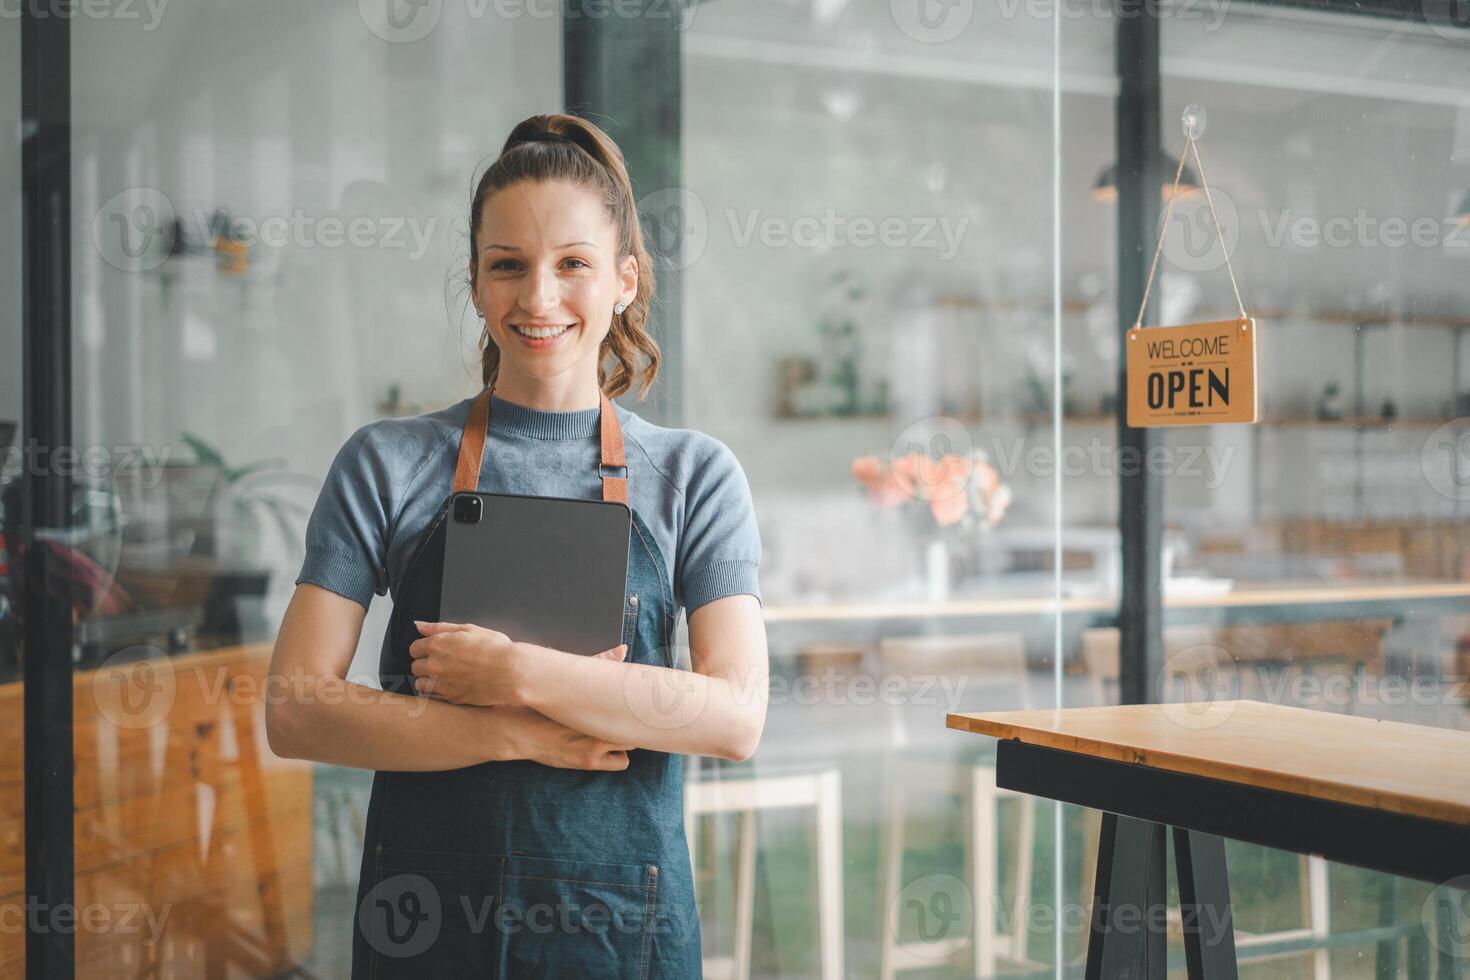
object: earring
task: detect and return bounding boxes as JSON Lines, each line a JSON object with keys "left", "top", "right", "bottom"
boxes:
{"left": 475, "top": 307, "right": 484, "bottom": 319}
{"left": 614, "top": 302, "right": 627, "bottom": 315}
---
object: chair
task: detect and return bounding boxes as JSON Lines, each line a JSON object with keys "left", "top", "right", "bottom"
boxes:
{"left": 684, "top": 763, "right": 844, "bottom": 980}
{"left": 875, "top": 632, "right": 1045, "bottom": 978}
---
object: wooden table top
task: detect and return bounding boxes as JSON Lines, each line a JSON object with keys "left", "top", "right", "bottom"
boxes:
{"left": 765, "top": 577, "right": 1470, "bottom": 623}
{"left": 947, "top": 701, "right": 1470, "bottom": 827}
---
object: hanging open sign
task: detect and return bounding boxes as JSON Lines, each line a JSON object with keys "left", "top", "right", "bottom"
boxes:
{"left": 1123, "top": 120, "right": 1259, "bottom": 429}
{"left": 1126, "top": 317, "right": 1258, "bottom": 427}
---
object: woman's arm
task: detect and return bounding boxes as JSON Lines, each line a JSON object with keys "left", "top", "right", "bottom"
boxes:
{"left": 411, "top": 594, "right": 769, "bottom": 762}
{"left": 265, "top": 583, "right": 633, "bottom": 772}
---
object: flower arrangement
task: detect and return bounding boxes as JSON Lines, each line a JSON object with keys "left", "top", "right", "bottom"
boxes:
{"left": 850, "top": 450, "right": 1012, "bottom": 531}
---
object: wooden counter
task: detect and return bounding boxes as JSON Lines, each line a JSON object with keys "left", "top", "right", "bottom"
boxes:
{"left": 0, "top": 643, "right": 314, "bottom": 977}
{"left": 764, "top": 577, "right": 1470, "bottom": 624}
{"left": 948, "top": 702, "right": 1470, "bottom": 978}
{"left": 948, "top": 700, "right": 1470, "bottom": 826}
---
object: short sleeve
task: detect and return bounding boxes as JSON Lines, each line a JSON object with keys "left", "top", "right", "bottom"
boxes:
{"left": 674, "top": 436, "right": 762, "bottom": 616}
{"left": 294, "top": 424, "right": 394, "bottom": 610}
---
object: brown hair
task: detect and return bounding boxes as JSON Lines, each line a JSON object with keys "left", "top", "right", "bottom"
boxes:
{"left": 467, "top": 113, "right": 660, "bottom": 400}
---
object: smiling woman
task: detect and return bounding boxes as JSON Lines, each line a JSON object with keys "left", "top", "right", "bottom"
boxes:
{"left": 264, "top": 113, "right": 769, "bottom": 979}
{"left": 466, "top": 118, "right": 662, "bottom": 412}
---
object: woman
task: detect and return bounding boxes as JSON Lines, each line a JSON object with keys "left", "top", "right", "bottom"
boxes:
{"left": 266, "top": 113, "right": 769, "bottom": 978}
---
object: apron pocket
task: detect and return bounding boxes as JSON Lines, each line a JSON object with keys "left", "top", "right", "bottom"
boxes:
{"left": 360, "top": 845, "right": 499, "bottom": 978}
{"left": 496, "top": 853, "right": 658, "bottom": 978}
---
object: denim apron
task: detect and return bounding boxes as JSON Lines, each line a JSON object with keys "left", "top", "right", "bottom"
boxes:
{"left": 350, "top": 385, "right": 702, "bottom": 978}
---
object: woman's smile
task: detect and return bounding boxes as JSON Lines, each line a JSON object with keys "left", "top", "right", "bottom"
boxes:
{"left": 509, "top": 320, "right": 578, "bottom": 349}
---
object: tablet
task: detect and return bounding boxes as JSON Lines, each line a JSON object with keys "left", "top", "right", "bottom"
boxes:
{"left": 440, "top": 491, "right": 631, "bottom": 657}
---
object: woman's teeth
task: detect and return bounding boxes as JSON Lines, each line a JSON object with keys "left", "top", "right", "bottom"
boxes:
{"left": 514, "top": 323, "right": 572, "bottom": 339}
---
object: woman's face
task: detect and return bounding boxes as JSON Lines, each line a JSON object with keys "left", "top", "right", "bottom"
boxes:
{"left": 471, "top": 179, "right": 637, "bottom": 389}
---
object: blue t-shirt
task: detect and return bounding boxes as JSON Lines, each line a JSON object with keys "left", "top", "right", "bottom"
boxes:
{"left": 294, "top": 389, "right": 762, "bottom": 619}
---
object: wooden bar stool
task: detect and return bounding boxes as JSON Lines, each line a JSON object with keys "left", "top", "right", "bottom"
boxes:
{"left": 684, "top": 764, "right": 844, "bottom": 980}
{"left": 875, "top": 632, "right": 1045, "bottom": 978}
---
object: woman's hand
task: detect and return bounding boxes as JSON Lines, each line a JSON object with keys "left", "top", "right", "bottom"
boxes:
{"left": 498, "top": 704, "right": 635, "bottom": 771}
{"left": 409, "top": 620, "right": 627, "bottom": 706}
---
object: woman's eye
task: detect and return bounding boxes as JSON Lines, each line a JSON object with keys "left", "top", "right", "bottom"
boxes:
{"left": 487, "top": 258, "right": 587, "bottom": 271}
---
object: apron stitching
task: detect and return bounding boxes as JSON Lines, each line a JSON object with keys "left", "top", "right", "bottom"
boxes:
{"left": 369, "top": 844, "right": 384, "bottom": 980}
{"left": 497, "top": 856, "right": 507, "bottom": 973}
{"left": 639, "top": 868, "right": 658, "bottom": 980}
{"left": 502, "top": 874, "right": 643, "bottom": 889}
{"left": 629, "top": 515, "right": 674, "bottom": 669}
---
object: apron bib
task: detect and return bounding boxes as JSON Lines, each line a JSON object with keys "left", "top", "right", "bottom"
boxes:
{"left": 349, "top": 385, "right": 702, "bottom": 978}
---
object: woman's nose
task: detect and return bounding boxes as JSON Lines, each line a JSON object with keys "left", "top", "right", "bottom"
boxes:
{"left": 518, "top": 264, "right": 562, "bottom": 314}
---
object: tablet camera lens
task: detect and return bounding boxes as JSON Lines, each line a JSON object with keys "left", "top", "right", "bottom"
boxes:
{"left": 453, "top": 494, "right": 482, "bottom": 524}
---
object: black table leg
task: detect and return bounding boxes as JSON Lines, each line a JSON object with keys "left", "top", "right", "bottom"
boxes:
{"left": 1173, "top": 828, "right": 1238, "bottom": 980}
{"left": 1086, "top": 812, "right": 1169, "bottom": 980}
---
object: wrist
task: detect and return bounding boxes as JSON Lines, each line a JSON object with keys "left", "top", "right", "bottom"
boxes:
{"left": 478, "top": 705, "right": 520, "bottom": 763}
{"left": 507, "top": 642, "right": 541, "bottom": 709}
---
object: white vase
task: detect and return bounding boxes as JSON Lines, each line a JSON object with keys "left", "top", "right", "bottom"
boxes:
{"left": 923, "top": 536, "right": 950, "bottom": 602}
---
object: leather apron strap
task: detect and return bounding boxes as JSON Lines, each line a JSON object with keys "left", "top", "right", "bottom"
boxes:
{"left": 452, "top": 385, "right": 628, "bottom": 503}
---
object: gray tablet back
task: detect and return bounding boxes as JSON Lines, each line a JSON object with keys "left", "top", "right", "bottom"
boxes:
{"left": 440, "top": 491, "right": 631, "bottom": 656}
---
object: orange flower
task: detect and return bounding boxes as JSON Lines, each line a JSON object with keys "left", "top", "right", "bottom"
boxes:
{"left": 851, "top": 455, "right": 884, "bottom": 485}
